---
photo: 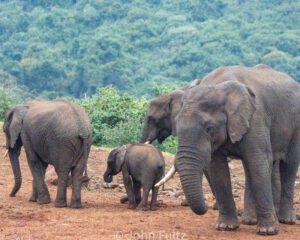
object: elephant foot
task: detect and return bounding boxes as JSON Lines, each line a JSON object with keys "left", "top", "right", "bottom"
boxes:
{"left": 256, "top": 222, "right": 278, "bottom": 235}
{"left": 212, "top": 202, "right": 218, "bottom": 210}
{"left": 242, "top": 212, "right": 258, "bottom": 225}
{"left": 54, "top": 200, "right": 67, "bottom": 208}
{"left": 180, "top": 198, "right": 189, "bottom": 207}
{"left": 128, "top": 203, "right": 137, "bottom": 209}
{"left": 120, "top": 195, "right": 128, "bottom": 204}
{"left": 70, "top": 199, "right": 82, "bottom": 209}
{"left": 136, "top": 204, "right": 149, "bottom": 211}
{"left": 279, "top": 210, "right": 296, "bottom": 225}
{"left": 150, "top": 205, "right": 158, "bottom": 211}
{"left": 29, "top": 194, "right": 37, "bottom": 202}
{"left": 37, "top": 194, "right": 51, "bottom": 204}
{"left": 216, "top": 216, "right": 239, "bottom": 231}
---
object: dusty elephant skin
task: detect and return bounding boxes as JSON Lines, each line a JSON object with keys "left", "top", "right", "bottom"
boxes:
{"left": 2, "top": 100, "right": 92, "bottom": 208}
{"left": 175, "top": 65, "right": 300, "bottom": 236}
{"left": 103, "top": 144, "right": 165, "bottom": 211}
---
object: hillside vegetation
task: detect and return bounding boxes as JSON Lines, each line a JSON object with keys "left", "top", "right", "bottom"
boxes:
{"left": 0, "top": 0, "right": 299, "bottom": 99}
{"left": 0, "top": 0, "right": 299, "bottom": 152}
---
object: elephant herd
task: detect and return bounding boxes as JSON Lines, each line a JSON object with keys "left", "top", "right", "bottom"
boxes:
{"left": 2, "top": 64, "right": 300, "bottom": 236}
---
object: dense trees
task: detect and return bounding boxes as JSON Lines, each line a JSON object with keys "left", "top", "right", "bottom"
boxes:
{"left": 0, "top": 0, "right": 299, "bottom": 99}
{"left": 0, "top": 1, "right": 299, "bottom": 152}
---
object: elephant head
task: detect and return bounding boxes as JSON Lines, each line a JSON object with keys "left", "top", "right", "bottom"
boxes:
{"left": 140, "top": 90, "right": 184, "bottom": 144}
{"left": 175, "top": 81, "right": 255, "bottom": 215}
{"left": 3, "top": 105, "right": 28, "bottom": 196}
{"left": 103, "top": 145, "right": 127, "bottom": 183}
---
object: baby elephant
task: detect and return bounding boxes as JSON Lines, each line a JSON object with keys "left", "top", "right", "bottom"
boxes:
{"left": 103, "top": 144, "right": 165, "bottom": 210}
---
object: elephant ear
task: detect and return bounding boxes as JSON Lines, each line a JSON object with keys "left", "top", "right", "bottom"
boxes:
{"left": 115, "top": 145, "right": 127, "bottom": 172}
{"left": 218, "top": 81, "right": 256, "bottom": 143}
{"left": 170, "top": 90, "right": 184, "bottom": 136}
{"left": 3, "top": 106, "right": 28, "bottom": 148}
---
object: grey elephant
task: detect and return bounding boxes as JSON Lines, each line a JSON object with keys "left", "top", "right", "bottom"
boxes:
{"left": 103, "top": 144, "right": 165, "bottom": 210}
{"left": 174, "top": 65, "right": 299, "bottom": 235}
{"left": 140, "top": 83, "right": 220, "bottom": 207}
{"left": 152, "top": 65, "right": 281, "bottom": 225}
{"left": 3, "top": 100, "right": 92, "bottom": 208}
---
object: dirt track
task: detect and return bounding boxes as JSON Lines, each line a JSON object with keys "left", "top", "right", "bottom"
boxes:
{"left": 0, "top": 131, "right": 299, "bottom": 240}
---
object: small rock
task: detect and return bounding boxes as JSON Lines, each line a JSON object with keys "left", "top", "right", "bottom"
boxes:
{"left": 102, "top": 182, "right": 119, "bottom": 189}
{"left": 174, "top": 190, "right": 184, "bottom": 198}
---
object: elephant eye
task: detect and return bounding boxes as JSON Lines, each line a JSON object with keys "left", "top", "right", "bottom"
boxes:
{"left": 205, "top": 125, "right": 215, "bottom": 134}
{"left": 148, "top": 116, "right": 156, "bottom": 124}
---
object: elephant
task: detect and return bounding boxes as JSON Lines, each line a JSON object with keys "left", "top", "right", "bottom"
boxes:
{"left": 3, "top": 100, "right": 92, "bottom": 208}
{"left": 103, "top": 143, "right": 165, "bottom": 210}
{"left": 139, "top": 82, "right": 221, "bottom": 207}
{"left": 174, "top": 65, "right": 300, "bottom": 235}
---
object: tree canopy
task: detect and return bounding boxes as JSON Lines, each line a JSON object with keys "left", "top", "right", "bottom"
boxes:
{"left": 0, "top": 0, "right": 299, "bottom": 99}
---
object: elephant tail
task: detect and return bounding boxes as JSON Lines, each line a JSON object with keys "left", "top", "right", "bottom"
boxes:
{"left": 79, "top": 134, "right": 91, "bottom": 181}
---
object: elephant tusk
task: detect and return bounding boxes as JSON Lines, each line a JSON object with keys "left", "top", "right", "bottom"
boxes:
{"left": 3, "top": 150, "right": 8, "bottom": 159}
{"left": 144, "top": 141, "right": 151, "bottom": 144}
{"left": 155, "top": 165, "right": 176, "bottom": 187}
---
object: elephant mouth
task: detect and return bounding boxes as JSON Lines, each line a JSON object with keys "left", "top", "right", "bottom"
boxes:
{"left": 157, "top": 129, "right": 171, "bottom": 143}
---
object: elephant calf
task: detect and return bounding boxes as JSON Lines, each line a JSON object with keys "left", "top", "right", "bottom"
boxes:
{"left": 103, "top": 144, "right": 165, "bottom": 210}
{"left": 3, "top": 100, "right": 92, "bottom": 208}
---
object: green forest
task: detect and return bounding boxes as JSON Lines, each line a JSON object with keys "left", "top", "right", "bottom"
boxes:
{"left": 0, "top": 0, "right": 299, "bottom": 151}
{"left": 1, "top": 0, "right": 299, "bottom": 99}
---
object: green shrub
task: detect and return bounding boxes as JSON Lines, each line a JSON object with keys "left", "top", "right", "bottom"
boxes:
{"left": 76, "top": 85, "right": 178, "bottom": 153}
{"left": 0, "top": 88, "right": 14, "bottom": 120}
{"left": 77, "top": 86, "right": 148, "bottom": 147}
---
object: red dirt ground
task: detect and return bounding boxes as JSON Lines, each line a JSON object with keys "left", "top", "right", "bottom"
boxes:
{"left": 0, "top": 131, "right": 299, "bottom": 240}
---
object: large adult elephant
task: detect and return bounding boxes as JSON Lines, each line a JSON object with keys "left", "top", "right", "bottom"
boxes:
{"left": 174, "top": 65, "right": 299, "bottom": 235}
{"left": 3, "top": 100, "right": 92, "bottom": 208}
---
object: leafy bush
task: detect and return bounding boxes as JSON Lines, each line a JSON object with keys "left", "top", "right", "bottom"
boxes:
{"left": 76, "top": 85, "right": 178, "bottom": 153}
{"left": 77, "top": 86, "right": 148, "bottom": 147}
{"left": 0, "top": 87, "right": 14, "bottom": 120}
{"left": 0, "top": 71, "right": 36, "bottom": 120}
{"left": 153, "top": 136, "right": 178, "bottom": 155}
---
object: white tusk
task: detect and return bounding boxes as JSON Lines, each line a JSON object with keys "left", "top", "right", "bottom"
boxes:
{"left": 155, "top": 165, "right": 176, "bottom": 187}
{"left": 3, "top": 150, "right": 8, "bottom": 159}
{"left": 144, "top": 141, "right": 150, "bottom": 144}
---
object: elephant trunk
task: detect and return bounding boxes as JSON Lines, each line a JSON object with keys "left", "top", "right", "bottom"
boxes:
{"left": 103, "top": 169, "right": 113, "bottom": 183}
{"left": 140, "top": 120, "right": 149, "bottom": 143}
{"left": 8, "top": 148, "right": 22, "bottom": 197}
{"left": 176, "top": 146, "right": 208, "bottom": 215}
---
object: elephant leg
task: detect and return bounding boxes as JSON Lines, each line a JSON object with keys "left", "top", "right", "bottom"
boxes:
{"left": 133, "top": 179, "right": 141, "bottom": 205}
{"left": 271, "top": 161, "right": 281, "bottom": 216}
{"left": 55, "top": 170, "right": 69, "bottom": 208}
{"left": 204, "top": 167, "right": 218, "bottom": 210}
{"left": 70, "top": 163, "right": 85, "bottom": 208}
{"left": 30, "top": 161, "right": 48, "bottom": 202}
{"left": 25, "top": 150, "right": 51, "bottom": 204}
{"left": 242, "top": 161, "right": 257, "bottom": 225}
{"left": 137, "top": 184, "right": 151, "bottom": 211}
{"left": 243, "top": 150, "right": 278, "bottom": 235}
{"left": 150, "top": 187, "right": 159, "bottom": 211}
{"left": 122, "top": 168, "right": 136, "bottom": 209}
{"left": 278, "top": 136, "right": 300, "bottom": 224}
{"left": 210, "top": 152, "right": 239, "bottom": 231}
{"left": 29, "top": 179, "right": 38, "bottom": 202}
